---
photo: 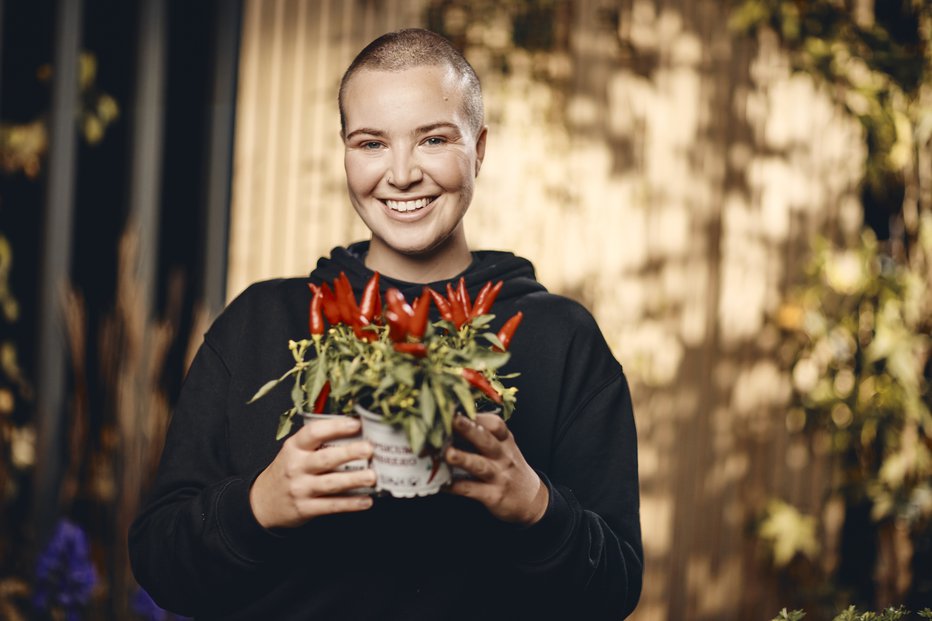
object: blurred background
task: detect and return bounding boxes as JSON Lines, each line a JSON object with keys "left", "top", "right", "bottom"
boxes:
{"left": 1, "top": 0, "right": 930, "bottom": 619}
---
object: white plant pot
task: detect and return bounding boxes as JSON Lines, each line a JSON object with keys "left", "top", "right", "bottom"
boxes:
{"left": 355, "top": 405, "right": 451, "bottom": 498}
{"left": 300, "top": 412, "right": 372, "bottom": 495}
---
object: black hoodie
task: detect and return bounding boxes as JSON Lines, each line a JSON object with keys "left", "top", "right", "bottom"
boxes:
{"left": 130, "top": 242, "right": 643, "bottom": 620}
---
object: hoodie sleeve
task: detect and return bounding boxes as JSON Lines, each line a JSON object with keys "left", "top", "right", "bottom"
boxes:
{"left": 505, "top": 303, "right": 643, "bottom": 619}
{"left": 128, "top": 338, "right": 289, "bottom": 617}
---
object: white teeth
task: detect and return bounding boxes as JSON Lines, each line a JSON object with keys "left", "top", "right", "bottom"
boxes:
{"left": 385, "top": 197, "right": 433, "bottom": 212}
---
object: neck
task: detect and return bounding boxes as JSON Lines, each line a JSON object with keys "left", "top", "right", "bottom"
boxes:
{"left": 365, "top": 230, "right": 472, "bottom": 284}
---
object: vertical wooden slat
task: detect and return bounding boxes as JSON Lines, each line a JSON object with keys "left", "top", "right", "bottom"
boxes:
{"left": 202, "top": 0, "right": 244, "bottom": 319}
{"left": 228, "top": 0, "right": 262, "bottom": 298}
{"left": 127, "top": 0, "right": 167, "bottom": 319}
{"left": 282, "top": 0, "right": 307, "bottom": 273}
{"left": 33, "top": 0, "right": 82, "bottom": 545}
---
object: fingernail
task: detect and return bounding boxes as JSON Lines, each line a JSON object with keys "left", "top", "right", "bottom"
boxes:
{"left": 344, "top": 418, "right": 360, "bottom": 430}
{"left": 357, "top": 496, "right": 373, "bottom": 508}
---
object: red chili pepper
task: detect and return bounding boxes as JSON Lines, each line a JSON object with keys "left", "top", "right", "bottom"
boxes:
{"left": 359, "top": 272, "right": 381, "bottom": 322}
{"left": 339, "top": 273, "right": 361, "bottom": 322}
{"left": 393, "top": 342, "right": 428, "bottom": 357}
{"left": 496, "top": 311, "right": 523, "bottom": 351}
{"left": 471, "top": 281, "right": 503, "bottom": 318}
{"left": 384, "top": 310, "right": 408, "bottom": 342}
{"left": 428, "top": 288, "right": 454, "bottom": 322}
{"left": 353, "top": 314, "right": 378, "bottom": 342}
{"left": 462, "top": 368, "right": 502, "bottom": 404}
{"left": 308, "top": 289, "right": 325, "bottom": 336}
{"left": 408, "top": 288, "right": 432, "bottom": 340}
{"left": 320, "top": 283, "right": 341, "bottom": 325}
{"left": 457, "top": 277, "right": 472, "bottom": 317}
{"left": 446, "top": 283, "right": 467, "bottom": 328}
{"left": 312, "top": 381, "right": 331, "bottom": 413}
{"left": 333, "top": 274, "right": 361, "bottom": 326}
{"left": 385, "top": 288, "right": 414, "bottom": 321}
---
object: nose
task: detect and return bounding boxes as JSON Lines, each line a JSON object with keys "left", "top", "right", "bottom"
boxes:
{"left": 387, "top": 149, "right": 422, "bottom": 189}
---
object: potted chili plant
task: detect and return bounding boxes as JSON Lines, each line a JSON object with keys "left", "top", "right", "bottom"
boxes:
{"left": 248, "top": 273, "right": 523, "bottom": 497}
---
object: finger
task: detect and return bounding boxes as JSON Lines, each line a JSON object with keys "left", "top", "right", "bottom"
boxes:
{"left": 453, "top": 415, "right": 501, "bottom": 456}
{"left": 445, "top": 478, "right": 489, "bottom": 502}
{"left": 301, "top": 494, "right": 374, "bottom": 517}
{"left": 475, "top": 413, "right": 510, "bottom": 441}
{"left": 307, "top": 469, "right": 377, "bottom": 496}
{"left": 306, "top": 440, "right": 373, "bottom": 473}
{"left": 445, "top": 446, "right": 495, "bottom": 481}
{"left": 292, "top": 416, "right": 362, "bottom": 450}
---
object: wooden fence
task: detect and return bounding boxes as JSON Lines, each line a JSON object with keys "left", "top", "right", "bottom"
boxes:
{"left": 227, "top": 1, "right": 864, "bottom": 618}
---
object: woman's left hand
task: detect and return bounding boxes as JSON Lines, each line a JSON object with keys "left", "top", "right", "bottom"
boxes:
{"left": 444, "top": 413, "right": 549, "bottom": 525}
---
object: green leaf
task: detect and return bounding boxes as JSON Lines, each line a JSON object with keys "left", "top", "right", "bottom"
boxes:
{"left": 291, "top": 371, "right": 305, "bottom": 410}
{"left": 420, "top": 382, "right": 436, "bottom": 427}
{"left": 391, "top": 361, "right": 416, "bottom": 386}
{"left": 469, "top": 349, "right": 511, "bottom": 371}
{"left": 404, "top": 416, "right": 426, "bottom": 455}
{"left": 482, "top": 332, "right": 505, "bottom": 349}
{"left": 305, "top": 350, "right": 328, "bottom": 408}
{"left": 428, "top": 420, "right": 445, "bottom": 450}
{"left": 452, "top": 382, "right": 476, "bottom": 420}
{"left": 432, "top": 380, "right": 453, "bottom": 434}
{"left": 275, "top": 408, "right": 296, "bottom": 440}
{"left": 470, "top": 314, "right": 494, "bottom": 329}
{"left": 248, "top": 365, "right": 300, "bottom": 403}
{"left": 248, "top": 378, "right": 282, "bottom": 404}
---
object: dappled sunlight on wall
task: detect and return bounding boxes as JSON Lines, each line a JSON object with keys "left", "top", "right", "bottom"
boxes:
{"left": 228, "top": 1, "right": 865, "bottom": 618}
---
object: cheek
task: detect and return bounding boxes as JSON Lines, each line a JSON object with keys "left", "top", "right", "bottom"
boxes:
{"left": 344, "top": 155, "right": 384, "bottom": 193}
{"left": 424, "top": 152, "right": 474, "bottom": 191}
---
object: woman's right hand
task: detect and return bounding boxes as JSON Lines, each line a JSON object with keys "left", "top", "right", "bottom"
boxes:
{"left": 249, "top": 417, "right": 376, "bottom": 529}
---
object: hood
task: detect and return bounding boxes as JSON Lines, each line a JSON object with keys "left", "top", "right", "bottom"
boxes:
{"left": 309, "top": 241, "right": 547, "bottom": 303}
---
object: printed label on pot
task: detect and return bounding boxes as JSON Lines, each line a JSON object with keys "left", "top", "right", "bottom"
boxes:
{"left": 356, "top": 406, "right": 451, "bottom": 498}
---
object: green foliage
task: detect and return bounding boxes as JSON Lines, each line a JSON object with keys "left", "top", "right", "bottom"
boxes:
{"left": 774, "top": 607, "right": 807, "bottom": 621}
{"left": 777, "top": 221, "right": 932, "bottom": 525}
{"left": 731, "top": 0, "right": 932, "bottom": 238}
{"left": 758, "top": 500, "right": 821, "bottom": 568}
{"left": 777, "top": 606, "right": 932, "bottom": 621}
{"left": 251, "top": 310, "right": 519, "bottom": 455}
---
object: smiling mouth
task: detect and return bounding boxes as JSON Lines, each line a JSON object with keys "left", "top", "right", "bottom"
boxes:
{"left": 383, "top": 197, "right": 437, "bottom": 213}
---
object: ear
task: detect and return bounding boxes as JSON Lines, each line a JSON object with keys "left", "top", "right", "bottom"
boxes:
{"left": 474, "top": 126, "right": 488, "bottom": 177}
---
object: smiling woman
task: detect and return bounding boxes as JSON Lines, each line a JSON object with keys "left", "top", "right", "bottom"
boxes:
{"left": 130, "top": 27, "right": 642, "bottom": 621}
{"left": 341, "top": 64, "right": 487, "bottom": 283}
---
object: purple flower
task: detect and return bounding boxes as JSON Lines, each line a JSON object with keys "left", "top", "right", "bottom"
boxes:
{"left": 32, "top": 518, "right": 97, "bottom": 619}
{"left": 132, "top": 587, "right": 192, "bottom": 621}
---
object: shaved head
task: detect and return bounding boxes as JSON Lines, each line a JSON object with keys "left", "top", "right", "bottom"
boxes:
{"left": 339, "top": 28, "right": 484, "bottom": 137}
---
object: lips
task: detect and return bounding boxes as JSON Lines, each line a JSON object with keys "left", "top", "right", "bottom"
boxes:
{"left": 383, "top": 197, "right": 436, "bottom": 213}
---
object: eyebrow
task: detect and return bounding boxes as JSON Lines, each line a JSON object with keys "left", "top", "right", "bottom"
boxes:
{"left": 345, "top": 122, "right": 461, "bottom": 141}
